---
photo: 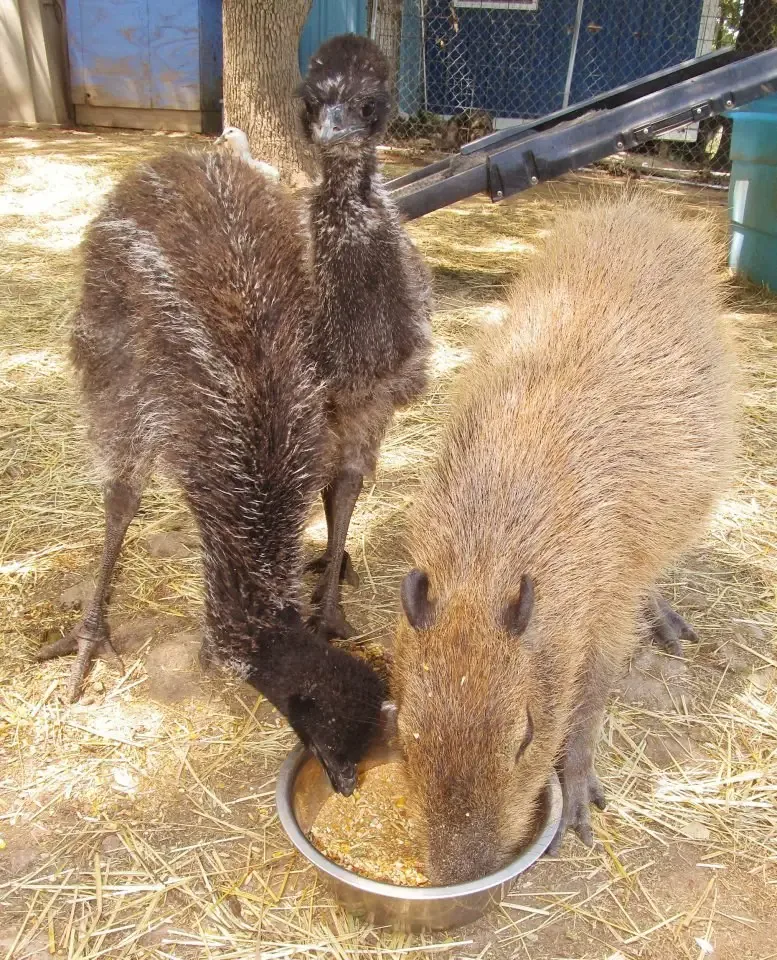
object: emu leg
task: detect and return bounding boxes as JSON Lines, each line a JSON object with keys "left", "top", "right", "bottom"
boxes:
{"left": 549, "top": 655, "right": 614, "bottom": 854}
{"left": 305, "top": 485, "right": 359, "bottom": 588}
{"left": 37, "top": 478, "right": 141, "bottom": 702}
{"left": 644, "top": 590, "right": 698, "bottom": 657}
{"left": 310, "top": 468, "right": 363, "bottom": 639}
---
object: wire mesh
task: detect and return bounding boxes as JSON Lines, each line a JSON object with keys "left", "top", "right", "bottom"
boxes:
{"left": 370, "top": 0, "right": 777, "bottom": 153}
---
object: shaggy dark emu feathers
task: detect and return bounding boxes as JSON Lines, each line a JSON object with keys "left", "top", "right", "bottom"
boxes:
{"left": 37, "top": 150, "right": 384, "bottom": 795}
{"left": 296, "top": 34, "right": 433, "bottom": 639}
{"left": 295, "top": 35, "right": 695, "bottom": 656}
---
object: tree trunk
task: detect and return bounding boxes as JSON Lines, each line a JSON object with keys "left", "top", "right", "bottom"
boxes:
{"left": 222, "top": 0, "right": 315, "bottom": 185}
{"left": 374, "top": 0, "right": 403, "bottom": 108}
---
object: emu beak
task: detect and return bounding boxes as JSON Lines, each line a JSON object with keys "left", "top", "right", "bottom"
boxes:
{"left": 310, "top": 744, "right": 358, "bottom": 796}
{"left": 314, "top": 104, "right": 358, "bottom": 144}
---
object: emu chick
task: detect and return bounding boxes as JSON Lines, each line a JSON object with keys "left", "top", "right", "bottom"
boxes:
{"left": 296, "top": 35, "right": 433, "bottom": 640}
{"left": 392, "top": 196, "right": 736, "bottom": 883}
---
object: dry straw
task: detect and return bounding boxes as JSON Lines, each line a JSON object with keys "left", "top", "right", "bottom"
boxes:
{"left": 1, "top": 128, "right": 775, "bottom": 959}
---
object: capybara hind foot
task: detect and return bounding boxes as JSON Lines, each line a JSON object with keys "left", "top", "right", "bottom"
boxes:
{"left": 37, "top": 622, "right": 124, "bottom": 703}
{"left": 549, "top": 768, "right": 606, "bottom": 854}
{"left": 645, "top": 591, "right": 698, "bottom": 657}
{"left": 306, "top": 550, "right": 360, "bottom": 589}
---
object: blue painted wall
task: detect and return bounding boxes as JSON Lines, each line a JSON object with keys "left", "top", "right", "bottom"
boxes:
{"left": 67, "top": 0, "right": 220, "bottom": 112}
{"left": 299, "top": 0, "right": 367, "bottom": 73}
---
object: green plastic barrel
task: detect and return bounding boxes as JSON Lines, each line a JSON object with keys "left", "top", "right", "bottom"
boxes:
{"left": 727, "top": 92, "right": 777, "bottom": 291}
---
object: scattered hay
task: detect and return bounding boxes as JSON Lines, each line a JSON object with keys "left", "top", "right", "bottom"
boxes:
{"left": 1, "top": 127, "right": 775, "bottom": 959}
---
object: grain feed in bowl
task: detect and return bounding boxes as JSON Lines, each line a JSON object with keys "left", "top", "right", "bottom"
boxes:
{"left": 309, "top": 763, "right": 429, "bottom": 886}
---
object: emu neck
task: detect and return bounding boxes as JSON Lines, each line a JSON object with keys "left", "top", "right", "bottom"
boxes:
{"left": 315, "top": 147, "right": 380, "bottom": 215}
{"left": 184, "top": 466, "right": 304, "bottom": 637}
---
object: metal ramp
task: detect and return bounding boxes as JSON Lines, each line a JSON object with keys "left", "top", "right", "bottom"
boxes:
{"left": 387, "top": 47, "right": 777, "bottom": 221}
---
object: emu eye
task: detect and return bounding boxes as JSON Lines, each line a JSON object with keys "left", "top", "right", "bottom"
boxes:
{"left": 515, "top": 711, "right": 534, "bottom": 762}
{"left": 361, "top": 99, "right": 376, "bottom": 120}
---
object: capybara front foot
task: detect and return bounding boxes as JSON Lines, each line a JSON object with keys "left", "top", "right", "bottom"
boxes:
{"left": 37, "top": 621, "right": 124, "bottom": 703}
{"left": 645, "top": 592, "right": 698, "bottom": 657}
{"left": 549, "top": 768, "right": 606, "bottom": 854}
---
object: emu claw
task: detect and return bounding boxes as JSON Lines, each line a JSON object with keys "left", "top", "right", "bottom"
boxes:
{"left": 549, "top": 770, "right": 606, "bottom": 855}
{"left": 647, "top": 598, "right": 698, "bottom": 658}
{"left": 37, "top": 623, "right": 124, "bottom": 703}
{"left": 306, "top": 551, "right": 360, "bottom": 591}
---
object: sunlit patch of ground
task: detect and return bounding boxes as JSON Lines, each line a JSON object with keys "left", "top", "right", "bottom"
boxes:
{"left": 0, "top": 127, "right": 775, "bottom": 959}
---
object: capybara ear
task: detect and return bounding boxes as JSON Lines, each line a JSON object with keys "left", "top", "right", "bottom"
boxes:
{"left": 501, "top": 574, "right": 534, "bottom": 638}
{"left": 401, "top": 569, "right": 437, "bottom": 630}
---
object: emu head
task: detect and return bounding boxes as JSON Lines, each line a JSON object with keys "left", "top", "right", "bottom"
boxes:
{"left": 297, "top": 33, "right": 391, "bottom": 152}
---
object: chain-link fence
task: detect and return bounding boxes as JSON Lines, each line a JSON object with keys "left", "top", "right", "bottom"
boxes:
{"left": 369, "top": 0, "right": 777, "bottom": 161}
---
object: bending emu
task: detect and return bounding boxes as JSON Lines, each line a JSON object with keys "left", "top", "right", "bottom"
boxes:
{"left": 297, "top": 35, "right": 433, "bottom": 639}
{"left": 37, "top": 150, "right": 384, "bottom": 795}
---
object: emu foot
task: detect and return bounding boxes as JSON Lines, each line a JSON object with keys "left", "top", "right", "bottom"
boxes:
{"left": 37, "top": 622, "right": 124, "bottom": 703}
{"left": 309, "top": 605, "right": 357, "bottom": 641}
{"left": 646, "top": 595, "right": 698, "bottom": 657}
{"left": 198, "top": 637, "right": 216, "bottom": 673}
{"left": 306, "top": 551, "right": 360, "bottom": 590}
{"left": 549, "top": 768, "right": 606, "bottom": 854}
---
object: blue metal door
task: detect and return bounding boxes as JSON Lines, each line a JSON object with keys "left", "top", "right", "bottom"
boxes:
{"left": 67, "top": 0, "right": 207, "bottom": 111}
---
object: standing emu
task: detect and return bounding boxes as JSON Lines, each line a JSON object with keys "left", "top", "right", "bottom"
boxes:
{"left": 297, "top": 35, "right": 433, "bottom": 639}
{"left": 37, "top": 150, "right": 384, "bottom": 795}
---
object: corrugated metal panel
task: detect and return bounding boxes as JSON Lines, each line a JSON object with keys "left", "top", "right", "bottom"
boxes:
{"left": 299, "top": 0, "right": 367, "bottom": 73}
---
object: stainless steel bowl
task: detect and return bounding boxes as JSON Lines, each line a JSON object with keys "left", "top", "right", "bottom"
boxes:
{"left": 275, "top": 739, "right": 563, "bottom": 932}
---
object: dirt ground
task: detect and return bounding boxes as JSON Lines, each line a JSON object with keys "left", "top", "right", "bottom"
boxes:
{"left": 0, "top": 128, "right": 775, "bottom": 960}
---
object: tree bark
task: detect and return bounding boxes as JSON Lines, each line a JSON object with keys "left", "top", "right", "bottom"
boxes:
{"left": 222, "top": 0, "right": 315, "bottom": 185}
{"left": 374, "top": 0, "right": 403, "bottom": 107}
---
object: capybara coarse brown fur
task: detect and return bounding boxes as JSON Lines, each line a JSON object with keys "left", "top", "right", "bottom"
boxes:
{"left": 392, "top": 195, "right": 737, "bottom": 884}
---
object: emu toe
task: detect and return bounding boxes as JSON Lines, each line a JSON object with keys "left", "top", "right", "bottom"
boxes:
{"left": 309, "top": 605, "right": 357, "bottom": 641}
{"left": 549, "top": 769, "right": 606, "bottom": 855}
{"left": 37, "top": 622, "right": 124, "bottom": 703}
{"left": 306, "top": 551, "right": 360, "bottom": 589}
